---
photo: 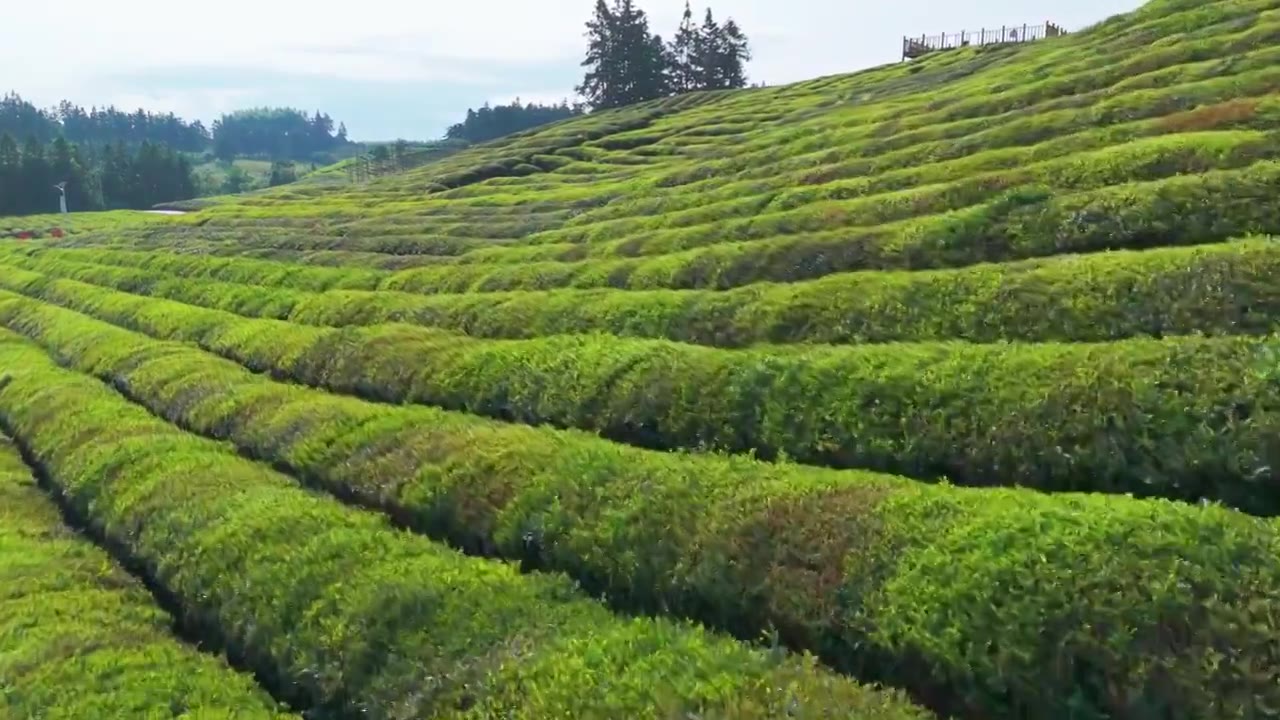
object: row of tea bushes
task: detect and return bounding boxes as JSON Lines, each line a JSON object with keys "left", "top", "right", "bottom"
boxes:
{"left": 7, "top": 234, "right": 1280, "bottom": 348}
{"left": 0, "top": 330, "right": 930, "bottom": 720}
{"left": 0, "top": 291, "right": 1275, "bottom": 719}
{"left": 0, "top": 435, "right": 294, "bottom": 717}
{"left": 3, "top": 269, "right": 1277, "bottom": 514}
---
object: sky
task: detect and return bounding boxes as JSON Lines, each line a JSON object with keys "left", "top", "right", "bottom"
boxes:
{"left": 2, "top": 0, "right": 1146, "bottom": 141}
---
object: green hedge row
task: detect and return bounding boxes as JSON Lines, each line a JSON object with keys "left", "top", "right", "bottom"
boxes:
{"left": 0, "top": 255, "right": 312, "bottom": 320}
{"left": 14, "top": 233, "right": 1280, "bottom": 347}
{"left": 4, "top": 267, "right": 1277, "bottom": 514}
{"left": 69, "top": 222, "right": 497, "bottom": 258}
{"left": 0, "top": 437, "right": 294, "bottom": 717}
{"left": 23, "top": 245, "right": 384, "bottom": 292}
{"left": 0, "top": 333, "right": 928, "bottom": 720}
{"left": 4, "top": 244, "right": 391, "bottom": 291}
{"left": 302, "top": 237, "right": 1280, "bottom": 346}
{"left": 1, "top": 290, "right": 1277, "bottom": 719}
{"left": 514, "top": 119, "right": 1280, "bottom": 258}
{"left": 374, "top": 161, "right": 1280, "bottom": 292}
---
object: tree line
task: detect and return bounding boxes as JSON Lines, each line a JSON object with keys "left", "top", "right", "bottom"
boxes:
{"left": 445, "top": 99, "right": 584, "bottom": 143}
{"left": 444, "top": 1, "right": 753, "bottom": 144}
{"left": 0, "top": 134, "right": 196, "bottom": 216}
{"left": 578, "top": 0, "right": 752, "bottom": 110}
{"left": 1, "top": 93, "right": 208, "bottom": 152}
{"left": 210, "top": 108, "right": 350, "bottom": 162}
{"left": 1, "top": 93, "right": 353, "bottom": 163}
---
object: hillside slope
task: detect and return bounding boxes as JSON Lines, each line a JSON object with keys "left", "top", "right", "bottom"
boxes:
{"left": 3, "top": 0, "right": 1280, "bottom": 718}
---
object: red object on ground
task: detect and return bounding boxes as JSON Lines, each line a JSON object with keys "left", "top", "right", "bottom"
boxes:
{"left": 15, "top": 231, "right": 32, "bottom": 240}
{"left": 49, "top": 227, "right": 64, "bottom": 238}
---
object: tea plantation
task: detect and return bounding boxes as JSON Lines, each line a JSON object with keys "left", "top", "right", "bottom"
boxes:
{"left": 2, "top": 0, "right": 1279, "bottom": 717}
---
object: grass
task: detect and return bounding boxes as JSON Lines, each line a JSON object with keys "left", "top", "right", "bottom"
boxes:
{"left": 2, "top": 0, "right": 1279, "bottom": 717}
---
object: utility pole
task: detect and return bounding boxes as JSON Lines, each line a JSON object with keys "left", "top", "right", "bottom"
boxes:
{"left": 53, "top": 182, "right": 67, "bottom": 214}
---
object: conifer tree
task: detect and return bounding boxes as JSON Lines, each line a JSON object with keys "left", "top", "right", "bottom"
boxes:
{"left": 47, "top": 136, "right": 92, "bottom": 212}
{"left": 693, "top": 8, "right": 722, "bottom": 89}
{"left": 578, "top": 1, "right": 753, "bottom": 106}
{"left": 717, "top": 18, "right": 752, "bottom": 88}
{"left": 692, "top": 8, "right": 751, "bottom": 90}
{"left": 0, "top": 134, "right": 20, "bottom": 216}
{"left": 578, "top": 0, "right": 622, "bottom": 109}
{"left": 669, "top": 1, "right": 699, "bottom": 93}
{"left": 577, "top": 0, "right": 671, "bottom": 109}
{"left": 19, "top": 136, "right": 51, "bottom": 212}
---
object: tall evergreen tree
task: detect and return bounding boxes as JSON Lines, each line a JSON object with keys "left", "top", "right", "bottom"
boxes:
{"left": 577, "top": 0, "right": 670, "bottom": 109}
{"left": 19, "top": 136, "right": 52, "bottom": 213}
{"left": 0, "top": 134, "right": 20, "bottom": 216}
{"left": 692, "top": 8, "right": 722, "bottom": 89}
{"left": 47, "top": 136, "right": 90, "bottom": 212}
{"left": 579, "top": 1, "right": 622, "bottom": 109}
{"left": 688, "top": 8, "right": 752, "bottom": 91}
{"left": 100, "top": 142, "right": 132, "bottom": 209}
{"left": 716, "top": 18, "right": 751, "bottom": 89}
{"left": 668, "top": 1, "right": 700, "bottom": 93}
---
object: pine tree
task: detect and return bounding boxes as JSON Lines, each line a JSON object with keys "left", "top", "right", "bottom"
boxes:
{"left": 718, "top": 18, "right": 751, "bottom": 89}
{"left": 577, "top": 0, "right": 670, "bottom": 109}
{"left": 19, "top": 136, "right": 51, "bottom": 213}
{"left": 48, "top": 136, "right": 83, "bottom": 211}
{"left": 669, "top": 1, "right": 699, "bottom": 93}
{"left": 101, "top": 142, "right": 131, "bottom": 209}
{"left": 693, "top": 8, "right": 722, "bottom": 89}
{"left": 688, "top": 7, "right": 751, "bottom": 91}
{"left": 578, "top": 0, "right": 621, "bottom": 109}
{"left": 0, "top": 134, "right": 20, "bottom": 216}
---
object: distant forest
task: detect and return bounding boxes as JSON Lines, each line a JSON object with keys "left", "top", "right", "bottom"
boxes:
{"left": 211, "top": 108, "right": 350, "bottom": 162}
{"left": 0, "top": 93, "right": 209, "bottom": 151}
{"left": 0, "top": 93, "right": 356, "bottom": 214}
{"left": 0, "top": 94, "right": 352, "bottom": 162}
{"left": 0, "top": 135, "right": 194, "bottom": 216}
{"left": 445, "top": 100, "right": 584, "bottom": 143}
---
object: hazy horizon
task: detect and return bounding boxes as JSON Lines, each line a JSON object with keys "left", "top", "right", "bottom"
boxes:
{"left": 6, "top": 0, "right": 1145, "bottom": 141}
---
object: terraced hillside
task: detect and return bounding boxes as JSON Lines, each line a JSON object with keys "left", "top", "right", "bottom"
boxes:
{"left": 3, "top": 0, "right": 1280, "bottom": 718}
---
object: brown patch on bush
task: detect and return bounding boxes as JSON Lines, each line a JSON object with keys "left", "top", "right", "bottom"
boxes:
{"left": 800, "top": 166, "right": 843, "bottom": 186}
{"left": 690, "top": 482, "right": 896, "bottom": 652}
{"left": 1155, "top": 98, "right": 1259, "bottom": 133}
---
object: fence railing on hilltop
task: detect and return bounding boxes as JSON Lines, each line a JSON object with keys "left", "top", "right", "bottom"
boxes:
{"left": 344, "top": 140, "right": 469, "bottom": 184}
{"left": 902, "top": 21, "right": 1067, "bottom": 61}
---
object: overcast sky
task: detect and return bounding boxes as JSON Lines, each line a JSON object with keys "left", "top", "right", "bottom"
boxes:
{"left": 3, "top": 0, "right": 1145, "bottom": 140}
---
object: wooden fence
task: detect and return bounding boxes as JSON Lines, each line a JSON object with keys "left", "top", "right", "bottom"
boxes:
{"left": 903, "top": 21, "right": 1066, "bottom": 60}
